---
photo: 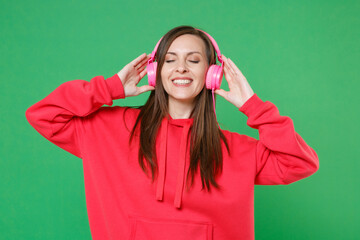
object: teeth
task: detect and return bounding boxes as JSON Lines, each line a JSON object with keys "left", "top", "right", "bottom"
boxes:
{"left": 173, "top": 79, "right": 192, "bottom": 84}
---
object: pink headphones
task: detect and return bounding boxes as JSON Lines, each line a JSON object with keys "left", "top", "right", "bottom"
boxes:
{"left": 146, "top": 28, "right": 224, "bottom": 91}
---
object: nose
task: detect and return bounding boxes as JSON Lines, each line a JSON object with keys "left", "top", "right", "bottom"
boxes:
{"left": 175, "top": 60, "right": 188, "bottom": 73}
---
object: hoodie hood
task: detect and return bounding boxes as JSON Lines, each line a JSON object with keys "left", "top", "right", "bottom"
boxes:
{"left": 155, "top": 115, "right": 193, "bottom": 209}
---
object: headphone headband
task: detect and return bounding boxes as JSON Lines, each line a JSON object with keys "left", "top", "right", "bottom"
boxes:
{"left": 148, "top": 28, "right": 223, "bottom": 65}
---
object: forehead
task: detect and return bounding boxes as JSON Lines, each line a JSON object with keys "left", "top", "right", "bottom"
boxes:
{"left": 166, "top": 34, "right": 206, "bottom": 56}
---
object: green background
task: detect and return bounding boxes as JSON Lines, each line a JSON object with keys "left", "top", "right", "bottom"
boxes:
{"left": 1, "top": 0, "right": 359, "bottom": 239}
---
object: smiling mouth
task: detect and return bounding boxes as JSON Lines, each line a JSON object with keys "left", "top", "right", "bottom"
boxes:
{"left": 172, "top": 79, "right": 193, "bottom": 85}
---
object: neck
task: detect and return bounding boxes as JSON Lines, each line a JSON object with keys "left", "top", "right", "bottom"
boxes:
{"left": 168, "top": 97, "right": 194, "bottom": 119}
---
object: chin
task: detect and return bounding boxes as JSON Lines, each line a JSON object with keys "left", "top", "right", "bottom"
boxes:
{"left": 169, "top": 94, "right": 196, "bottom": 103}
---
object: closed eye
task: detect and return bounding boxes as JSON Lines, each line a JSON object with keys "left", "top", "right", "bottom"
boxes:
{"left": 165, "top": 60, "right": 199, "bottom": 63}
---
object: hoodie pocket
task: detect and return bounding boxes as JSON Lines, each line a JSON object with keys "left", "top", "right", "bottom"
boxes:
{"left": 128, "top": 215, "right": 213, "bottom": 240}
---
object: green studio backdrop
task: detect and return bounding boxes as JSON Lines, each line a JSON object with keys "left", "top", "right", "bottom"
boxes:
{"left": 1, "top": 0, "right": 359, "bottom": 239}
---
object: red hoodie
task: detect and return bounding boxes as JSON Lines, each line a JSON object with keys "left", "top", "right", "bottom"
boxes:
{"left": 25, "top": 74, "right": 319, "bottom": 240}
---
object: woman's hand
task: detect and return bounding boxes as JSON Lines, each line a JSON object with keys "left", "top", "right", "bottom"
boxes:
{"left": 215, "top": 55, "right": 255, "bottom": 109}
{"left": 117, "top": 53, "right": 155, "bottom": 97}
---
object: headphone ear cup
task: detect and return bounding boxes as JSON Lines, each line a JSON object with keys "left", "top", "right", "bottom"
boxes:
{"left": 206, "top": 64, "right": 223, "bottom": 90}
{"left": 147, "top": 61, "right": 158, "bottom": 87}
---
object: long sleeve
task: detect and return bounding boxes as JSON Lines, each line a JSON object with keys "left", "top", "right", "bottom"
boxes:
{"left": 239, "top": 93, "right": 319, "bottom": 185}
{"left": 25, "top": 74, "right": 125, "bottom": 159}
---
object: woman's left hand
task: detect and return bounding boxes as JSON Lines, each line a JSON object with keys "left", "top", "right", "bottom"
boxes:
{"left": 215, "top": 55, "right": 255, "bottom": 109}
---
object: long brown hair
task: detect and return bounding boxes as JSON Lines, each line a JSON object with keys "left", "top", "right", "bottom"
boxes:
{"left": 129, "top": 25, "right": 230, "bottom": 192}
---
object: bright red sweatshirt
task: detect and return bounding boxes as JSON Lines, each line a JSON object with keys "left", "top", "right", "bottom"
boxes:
{"left": 25, "top": 74, "right": 319, "bottom": 240}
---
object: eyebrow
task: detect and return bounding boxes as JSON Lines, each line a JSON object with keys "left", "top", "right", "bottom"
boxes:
{"left": 166, "top": 51, "right": 202, "bottom": 56}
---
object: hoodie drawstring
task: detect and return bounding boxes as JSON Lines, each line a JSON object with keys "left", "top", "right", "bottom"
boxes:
{"left": 174, "top": 123, "right": 191, "bottom": 208}
{"left": 155, "top": 118, "right": 168, "bottom": 201}
{"left": 155, "top": 117, "right": 192, "bottom": 209}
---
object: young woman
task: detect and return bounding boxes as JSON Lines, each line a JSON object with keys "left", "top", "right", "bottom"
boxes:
{"left": 25, "top": 25, "right": 319, "bottom": 240}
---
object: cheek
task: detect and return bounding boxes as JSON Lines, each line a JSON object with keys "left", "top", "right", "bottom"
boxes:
{"left": 198, "top": 66, "right": 208, "bottom": 83}
{"left": 160, "top": 69, "right": 167, "bottom": 86}
{"left": 160, "top": 70, "right": 170, "bottom": 92}
{"left": 160, "top": 66, "right": 171, "bottom": 80}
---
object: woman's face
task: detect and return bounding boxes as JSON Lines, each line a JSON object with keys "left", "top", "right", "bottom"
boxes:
{"left": 160, "top": 34, "right": 209, "bottom": 105}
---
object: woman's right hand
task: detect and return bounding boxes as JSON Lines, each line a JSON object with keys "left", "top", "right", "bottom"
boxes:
{"left": 117, "top": 53, "right": 155, "bottom": 97}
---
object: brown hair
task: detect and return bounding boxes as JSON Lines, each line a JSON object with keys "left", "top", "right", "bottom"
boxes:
{"left": 129, "top": 25, "right": 230, "bottom": 192}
